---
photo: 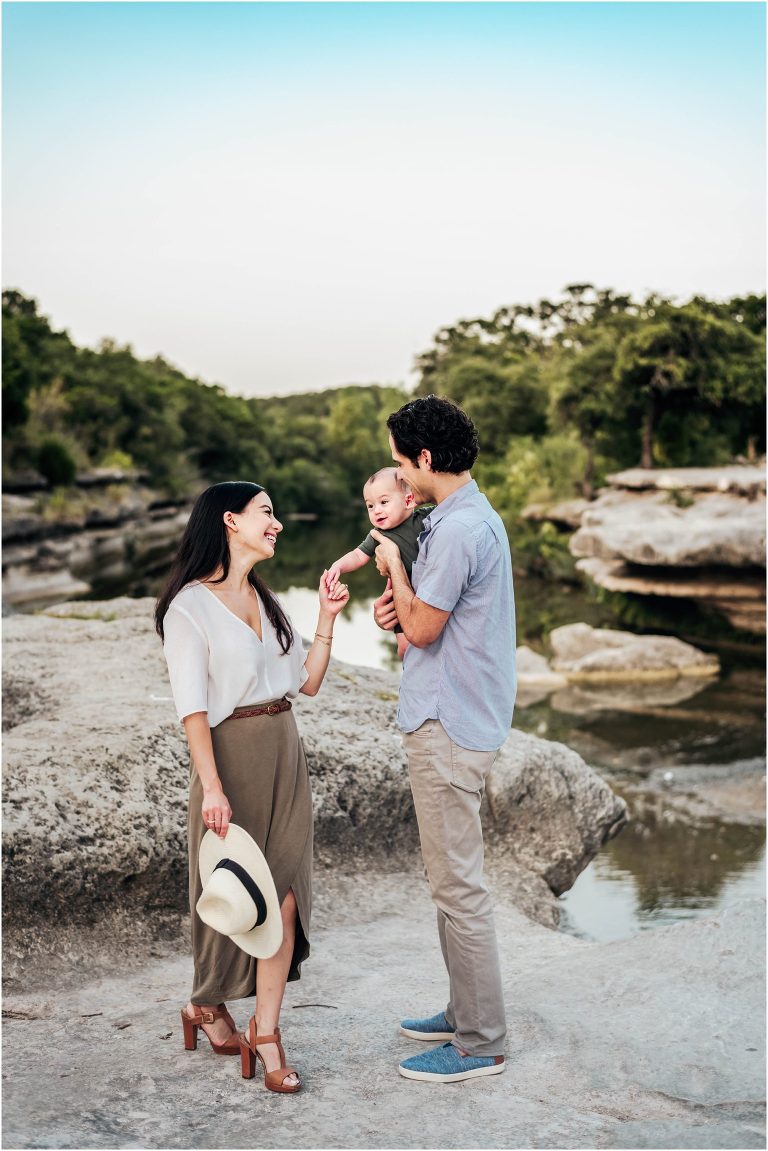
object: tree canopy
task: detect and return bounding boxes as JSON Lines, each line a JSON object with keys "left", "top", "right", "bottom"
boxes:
{"left": 3, "top": 286, "right": 764, "bottom": 533}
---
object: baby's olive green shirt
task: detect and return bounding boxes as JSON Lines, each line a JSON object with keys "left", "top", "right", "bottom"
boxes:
{"left": 358, "top": 505, "right": 433, "bottom": 578}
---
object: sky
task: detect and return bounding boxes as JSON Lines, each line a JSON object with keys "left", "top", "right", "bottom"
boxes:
{"left": 3, "top": 1, "right": 765, "bottom": 398}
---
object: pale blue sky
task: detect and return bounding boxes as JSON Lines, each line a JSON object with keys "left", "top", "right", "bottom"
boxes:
{"left": 3, "top": 2, "right": 765, "bottom": 396}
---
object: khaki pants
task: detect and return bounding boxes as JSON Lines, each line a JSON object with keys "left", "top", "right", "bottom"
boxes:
{"left": 403, "top": 719, "right": 506, "bottom": 1057}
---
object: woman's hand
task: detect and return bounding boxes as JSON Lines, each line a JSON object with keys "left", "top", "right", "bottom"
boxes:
{"left": 202, "top": 785, "right": 232, "bottom": 840}
{"left": 373, "top": 579, "right": 399, "bottom": 632}
{"left": 301, "top": 574, "right": 350, "bottom": 696}
{"left": 319, "top": 570, "right": 350, "bottom": 614}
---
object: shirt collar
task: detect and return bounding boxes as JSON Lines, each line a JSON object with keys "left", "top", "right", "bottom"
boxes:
{"left": 422, "top": 479, "right": 478, "bottom": 530}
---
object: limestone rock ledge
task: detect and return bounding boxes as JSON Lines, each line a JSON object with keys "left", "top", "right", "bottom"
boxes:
{"left": 2, "top": 598, "right": 626, "bottom": 929}
{"left": 568, "top": 468, "right": 766, "bottom": 633}
{"left": 550, "top": 622, "right": 720, "bottom": 681}
{"left": 571, "top": 489, "right": 765, "bottom": 569}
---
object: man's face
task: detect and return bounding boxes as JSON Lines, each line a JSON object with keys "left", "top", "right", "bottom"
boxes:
{"left": 388, "top": 433, "right": 433, "bottom": 504}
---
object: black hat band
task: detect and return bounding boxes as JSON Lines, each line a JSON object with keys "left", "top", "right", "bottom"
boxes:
{"left": 213, "top": 858, "right": 268, "bottom": 930}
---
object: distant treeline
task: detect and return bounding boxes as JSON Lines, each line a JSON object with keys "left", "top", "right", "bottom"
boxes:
{"left": 3, "top": 286, "right": 765, "bottom": 533}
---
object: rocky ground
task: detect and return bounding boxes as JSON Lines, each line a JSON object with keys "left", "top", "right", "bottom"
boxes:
{"left": 2, "top": 872, "right": 764, "bottom": 1150}
{"left": 623, "top": 758, "right": 767, "bottom": 827}
{"left": 2, "top": 597, "right": 765, "bottom": 1149}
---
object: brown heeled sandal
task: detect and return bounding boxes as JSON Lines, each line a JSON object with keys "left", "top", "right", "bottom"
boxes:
{"left": 239, "top": 1019, "right": 302, "bottom": 1093}
{"left": 181, "top": 1004, "right": 241, "bottom": 1055}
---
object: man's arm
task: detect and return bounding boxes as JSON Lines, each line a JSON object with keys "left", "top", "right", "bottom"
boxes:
{"left": 370, "top": 531, "right": 450, "bottom": 648}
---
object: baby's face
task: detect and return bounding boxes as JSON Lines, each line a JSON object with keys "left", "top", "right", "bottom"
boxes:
{"left": 364, "top": 479, "right": 413, "bottom": 531}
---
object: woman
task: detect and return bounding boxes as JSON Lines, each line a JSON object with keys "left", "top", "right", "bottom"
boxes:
{"left": 155, "top": 481, "right": 349, "bottom": 1093}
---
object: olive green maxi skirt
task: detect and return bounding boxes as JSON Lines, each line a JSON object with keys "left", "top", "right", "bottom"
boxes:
{"left": 187, "top": 706, "right": 312, "bottom": 1003}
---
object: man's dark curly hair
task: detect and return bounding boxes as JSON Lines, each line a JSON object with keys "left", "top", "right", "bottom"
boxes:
{"left": 386, "top": 395, "right": 479, "bottom": 474}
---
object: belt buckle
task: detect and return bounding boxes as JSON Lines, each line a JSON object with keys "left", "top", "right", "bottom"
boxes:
{"left": 266, "top": 703, "right": 279, "bottom": 715}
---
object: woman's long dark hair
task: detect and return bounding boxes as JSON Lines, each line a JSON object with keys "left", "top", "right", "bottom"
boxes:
{"left": 154, "top": 481, "right": 294, "bottom": 653}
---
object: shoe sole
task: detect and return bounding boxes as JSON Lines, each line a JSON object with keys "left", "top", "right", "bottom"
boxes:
{"left": 400, "top": 1026, "right": 455, "bottom": 1041}
{"left": 398, "top": 1061, "right": 505, "bottom": 1083}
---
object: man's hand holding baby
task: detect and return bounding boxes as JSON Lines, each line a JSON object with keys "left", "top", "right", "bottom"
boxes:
{"left": 369, "top": 530, "right": 403, "bottom": 578}
{"left": 373, "top": 579, "right": 399, "bottom": 632}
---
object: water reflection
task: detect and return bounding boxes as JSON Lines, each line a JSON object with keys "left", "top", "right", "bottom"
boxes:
{"left": 560, "top": 814, "right": 766, "bottom": 941}
{"left": 514, "top": 663, "right": 766, "bottom": 773}
{"left": 515, "top": 665, "right": 765, "bottom": 941}
{"left": 609, "top": 804, "right": 764, "bottom": 908}
{"left": 279, "top": 585, "right": 402, "bottom": 674}
{"left": 549, "top": 676, "right": 712, "bottom": 713}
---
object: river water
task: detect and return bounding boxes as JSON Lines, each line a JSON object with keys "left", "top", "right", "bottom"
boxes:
{"left": 56, "top": 514, "right": 768, "bottom": 941}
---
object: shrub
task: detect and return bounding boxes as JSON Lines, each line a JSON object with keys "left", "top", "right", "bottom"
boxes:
{"left": 37, "top": 437, "right": 76, "bottom": 487}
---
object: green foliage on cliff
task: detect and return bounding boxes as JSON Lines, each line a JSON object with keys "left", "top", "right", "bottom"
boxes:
{"left": 2, "top": 289, "right": 407, "bottom": 511}
{"left": 3, "top": 285, "right": 764, "bottom": 546}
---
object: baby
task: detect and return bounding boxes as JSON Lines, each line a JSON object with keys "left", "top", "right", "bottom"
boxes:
{"left": 325, "top": 467, "right": 433, "bottom": 658}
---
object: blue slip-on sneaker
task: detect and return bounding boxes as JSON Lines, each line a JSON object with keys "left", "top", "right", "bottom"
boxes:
{"left": 399, "top": 1042, "right": 505, "bottom": 1083}
{"left": 399, "top": 1011, "right": 455, "bottom": 1041}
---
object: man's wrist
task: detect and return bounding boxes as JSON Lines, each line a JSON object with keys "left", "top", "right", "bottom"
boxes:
{"left": 388, "top": 556, "right": 410, "bottom": 592}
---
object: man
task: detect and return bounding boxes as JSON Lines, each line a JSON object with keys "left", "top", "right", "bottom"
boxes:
{"left": 371, "top": 394, "right": 516, "bottom": 1085}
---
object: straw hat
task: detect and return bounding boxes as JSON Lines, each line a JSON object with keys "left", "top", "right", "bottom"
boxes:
{"left": 196, "top": 824, "right": 283, "bottom": 958}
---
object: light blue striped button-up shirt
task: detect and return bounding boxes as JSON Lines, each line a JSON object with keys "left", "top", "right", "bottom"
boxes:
{"left": 397, "top": 480, "right": 517, "bottom": 751}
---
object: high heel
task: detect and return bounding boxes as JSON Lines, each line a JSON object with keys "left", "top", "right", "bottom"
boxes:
{"left": 239, "top": 1018, "right": 301, "bottom": 1093}
{"left": 181, "top": 1004, "right": 241, "bottom": 1056}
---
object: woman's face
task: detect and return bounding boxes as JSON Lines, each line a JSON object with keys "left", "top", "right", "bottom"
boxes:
{"left": 227, "top": 492, "right": 283, "bottom": 560}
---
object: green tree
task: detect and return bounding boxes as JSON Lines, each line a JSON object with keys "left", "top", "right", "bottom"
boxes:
{"left": 551, "top": 335, "right": 621, "bottom": 495}
{"left": 2, "top": 290, "right": 75, "bottom": 435}
{"left": 325, "top": 385, "right": 408, "bottom": 493}
{"left": 614, "top": 301, "right": 765, "bottom": 467}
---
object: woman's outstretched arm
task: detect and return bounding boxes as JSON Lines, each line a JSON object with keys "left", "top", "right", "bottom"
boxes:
{"left": 300, "top": 572, "right": 350, "bottom": 696}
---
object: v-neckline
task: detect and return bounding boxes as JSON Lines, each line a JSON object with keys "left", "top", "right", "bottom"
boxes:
{"left": 198, "top": 582, "right": 264, "bottom": 644}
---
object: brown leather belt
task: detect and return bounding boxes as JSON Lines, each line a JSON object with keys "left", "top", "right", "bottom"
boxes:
{"left": 229, "top": 698, "right": 292, "bottom": 720}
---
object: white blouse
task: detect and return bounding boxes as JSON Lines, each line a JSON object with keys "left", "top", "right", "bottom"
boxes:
{"left": 162, "top": 581, "right": 309, "bottom": 728}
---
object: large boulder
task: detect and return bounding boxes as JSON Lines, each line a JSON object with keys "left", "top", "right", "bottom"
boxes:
{"left": 515, "top": 644, "right": 568, "bottom": 708}
{"left": 571, "top": 489, "right": 765, "bottom": 569}
{"left": 549, "top": 622, "right": 720, "bottom": 682}
{"left": 522, "top": 467, "right": 766, "bottom": 634}
{"left": 2, "top": 598, "right": 627, "bottom": 928}
{"left": 485, "top": 731, "right": 627, "bottom": 894}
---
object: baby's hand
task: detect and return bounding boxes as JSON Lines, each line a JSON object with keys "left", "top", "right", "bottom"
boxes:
{"left": 325, "top": 562, "right": 342, "bottom": 592}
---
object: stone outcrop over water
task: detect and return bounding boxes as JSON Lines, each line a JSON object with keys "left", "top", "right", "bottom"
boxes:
{"left": 2, "top": 490, "right": 189, "bottom": 609}
{"left": 2, "top": 598, "right": 626, "bottom": 930}
{"left": 567, "top": 466, "right": 766, "bottom": 633}
{"left": 549, "top": 622, "right": 720, "bottom": 681}
{"left": 515, "top": 625, "right": 719, "bottom": 710}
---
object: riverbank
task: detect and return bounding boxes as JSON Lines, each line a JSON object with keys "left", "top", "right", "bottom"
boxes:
{"left": 2, "top": 597, "right": 765, "bottom": 1149}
